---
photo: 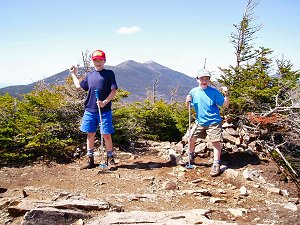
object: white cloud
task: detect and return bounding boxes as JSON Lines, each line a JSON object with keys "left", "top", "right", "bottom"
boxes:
{"left": 115, "top": 26, "right": 141, "bottom": 35}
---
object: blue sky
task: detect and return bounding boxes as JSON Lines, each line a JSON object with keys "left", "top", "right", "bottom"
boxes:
{"left": 0, "top": 0, "right": 299, "bottom": 87}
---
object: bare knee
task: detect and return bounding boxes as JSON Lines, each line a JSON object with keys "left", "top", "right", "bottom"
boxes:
{"left": 212, "top": 141, "right": 222, "bottom": 150}
{"left": 103, "top": 134, "right": 112, "bottom": 141}
{"left": 87, "top": 133, "right": 96, "bottom": 139}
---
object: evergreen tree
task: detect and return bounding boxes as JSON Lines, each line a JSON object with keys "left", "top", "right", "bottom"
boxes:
{"left": 230, "top": 0, "right": 262, "bottom": 68}
{"left": 218, "top": 0, "right": 286, "bottom": 114}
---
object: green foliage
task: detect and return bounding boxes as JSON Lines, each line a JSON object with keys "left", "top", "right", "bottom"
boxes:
{"left": 275, "top": 59, "right": 300, "bottom": 107}
{"left": 113, "top": 102, "right": 142, "bottom": 143}
{"left": 1, "top": 16, "right": 298, "bottom": 162}
{"left": 140, "top": 100, "right": 183, "bottom": 141}
{"left": 219, "top": 3, "right": 299, "bottom": 115}
{"left": 0, "top": 76, "right": 190, "bottom": 162}
{"left": 113, "top": 89, "right": 131, "bottom": 103}
{"left": 230, "top": 0, "right": 261, "bottom": 67}
{"left": 219, "top": 0, "right": 300, "bottom": 116}
{"left": 219, "top": 46, "right": 299, "bottom": 115}
{"left": 114, "top": 100, "right": 188, "bottom": 143}
{"left": 0, "top": 82, "right": 86, "bottom": 162}
{"left": 220, "top": 47, "right": 271, "bottom": 113}
{"left": 20, "top": 89, "right": 70, "bottom": 155}
{"left": 0, "top": 94, "right": 19, "bottom": 148}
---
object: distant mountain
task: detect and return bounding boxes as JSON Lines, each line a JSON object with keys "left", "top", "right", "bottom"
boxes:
{"left": 0, "top": 60, "right": 197, "bottom": 102}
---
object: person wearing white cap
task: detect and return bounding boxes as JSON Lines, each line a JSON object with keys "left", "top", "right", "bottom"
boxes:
{"left": 185, "top": 70, "right": 229, "bottom": 176}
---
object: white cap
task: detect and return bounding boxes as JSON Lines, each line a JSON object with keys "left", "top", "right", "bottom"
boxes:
{"left": 196, "top": 69, "right": 211, "bottom": 78}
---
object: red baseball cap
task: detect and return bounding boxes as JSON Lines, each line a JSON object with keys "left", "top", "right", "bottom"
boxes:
{"left": 91, "top": 50, "right": 106, "bottom": 61}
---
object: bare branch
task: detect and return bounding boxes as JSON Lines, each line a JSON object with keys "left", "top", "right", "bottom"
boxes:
{"left": 263, "top": 83, "right": 300, "bottom": 117}
{"left": 170, "top": 83, "right": 181, "bottom": 103}
{"left": 264, "top": 142, "right": 298, "bottom": 176}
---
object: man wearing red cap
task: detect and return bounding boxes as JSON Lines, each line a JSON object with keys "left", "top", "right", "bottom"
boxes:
{"left": 70, "top": 50, "right": 118, "bottom": 169}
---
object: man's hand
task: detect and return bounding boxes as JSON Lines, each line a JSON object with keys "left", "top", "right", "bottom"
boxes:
{"left": 97, "top": 99, "right": 108, "bottom": 108}
{"left": 186, "top": 95, "right": 192, "bottom": 108}
{"left": 69, "top": 65, "right": 78, "bottom": 75}
{"left": 69, "top": 65, "right": 80, "bottom": 88}
{"left": 220, "top": 86, "right": 229, "bottom": 97}
{"left": 186, "top": 95, "right": 192, "bottom": 102}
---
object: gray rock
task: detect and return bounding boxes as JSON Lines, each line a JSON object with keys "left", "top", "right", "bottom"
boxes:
{"left": 239, "top": 186, "right": 249, "bottom": 196}
{"left": 210, "top": 198, "right": 227, "bottom": 204}
{"left": 183, "top": 189, "right": 212, "bottom": 196}
{"left": 284, "top": 202, "right": 298, "bottom": 211}
{"left": 228, "top": 208, "right": 248, "bottom": 217}
{"left": 21, "top": 207, "right": 90, "bottom": 225}
{"left": 87, "top": 209, "right": 238, "bottom": 225}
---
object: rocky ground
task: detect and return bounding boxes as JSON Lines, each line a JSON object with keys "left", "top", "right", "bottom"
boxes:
{"left": 0, "top": 141, "right": 299, "bottom": 225}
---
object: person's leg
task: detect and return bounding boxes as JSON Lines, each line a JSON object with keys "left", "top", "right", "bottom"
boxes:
{"left": 212, "top": 141, "right": 222, "bottom": 161}
{"left": 101, "top": 111, "right": 115, "bottom": 165}
{"left": 212, "top": 141, "right": 222, "bottom": 168}
{"left": 188, "top": 137, "right": 196, "bottom": 164}
{"left": 103, "top": 134, "right": 115, "bottom": 165}
{"left": 87, "top": 132, "right": 96, "bottom": 150}
{"left": 188, "top": 124, "right": 206, "bottom": 164}
{"left": 82, "top": 132, "right": 96, "bottom": 168}
{"left": 103, "top": 134, "right": 113, "bottom": 156}
{"left": 80, "top": 111, "right": 98, "bottom": 169}
{"left": 207, "top": 123, "right": 223, "bottom": 176}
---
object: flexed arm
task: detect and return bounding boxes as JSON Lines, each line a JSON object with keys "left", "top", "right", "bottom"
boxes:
{"left": 69, "top": 65, "right": 81, "bottom": 88}
{"left": 99, "top": 88, "right": 117, "bottom": 108}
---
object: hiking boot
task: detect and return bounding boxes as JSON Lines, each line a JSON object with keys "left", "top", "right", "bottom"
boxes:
{"left": 80, "top": 157, "right": 95, "bottom": 170}
{"left": 189, "top": 151, "right": 196, "bottom": 164}
{"left": 210, "top": 164, "right": 221, "bottom": 177}
{"left": 169, "top": 154, "right": 177, "bottom": 166}
{"left": 189, "top": 155, "right": 195, "bottom": 165}
{"left": 107, "top": 156, "right": 116, "bottom": 166}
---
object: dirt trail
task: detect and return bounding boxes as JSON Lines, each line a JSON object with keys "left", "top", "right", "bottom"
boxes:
{"left": 0, "top": 145, "right": 299, "bottom": 224}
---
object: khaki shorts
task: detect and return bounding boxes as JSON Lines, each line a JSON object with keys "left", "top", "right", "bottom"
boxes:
{"left": 190, "top": 123, "right": 223, "bottom": 142}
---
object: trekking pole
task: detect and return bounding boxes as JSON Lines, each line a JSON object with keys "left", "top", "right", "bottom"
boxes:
{"left": 95, "top": 89, "right": 107, "bottom": 169}
{"left": 186, "top": 100, "right": 194, "bottom": 169}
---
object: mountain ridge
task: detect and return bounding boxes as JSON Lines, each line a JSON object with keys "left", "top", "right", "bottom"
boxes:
{"left": 0, "top": 60, "right": 196, "bottom": 102}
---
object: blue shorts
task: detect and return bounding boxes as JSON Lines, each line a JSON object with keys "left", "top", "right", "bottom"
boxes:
{"left": 80, "top": 110, "right": 114, "bottom": 134}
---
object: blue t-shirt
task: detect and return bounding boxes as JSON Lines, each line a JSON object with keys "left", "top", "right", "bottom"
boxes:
{"left": 188, "top": 86, "right": 224, "bottom": 126}
{"left": 80, "top": 69, "right": 118, "bottom": 113}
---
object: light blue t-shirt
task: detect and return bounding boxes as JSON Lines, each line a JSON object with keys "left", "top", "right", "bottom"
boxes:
{"left": 188, "top": 86, "right": 224, "bottom": 126}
